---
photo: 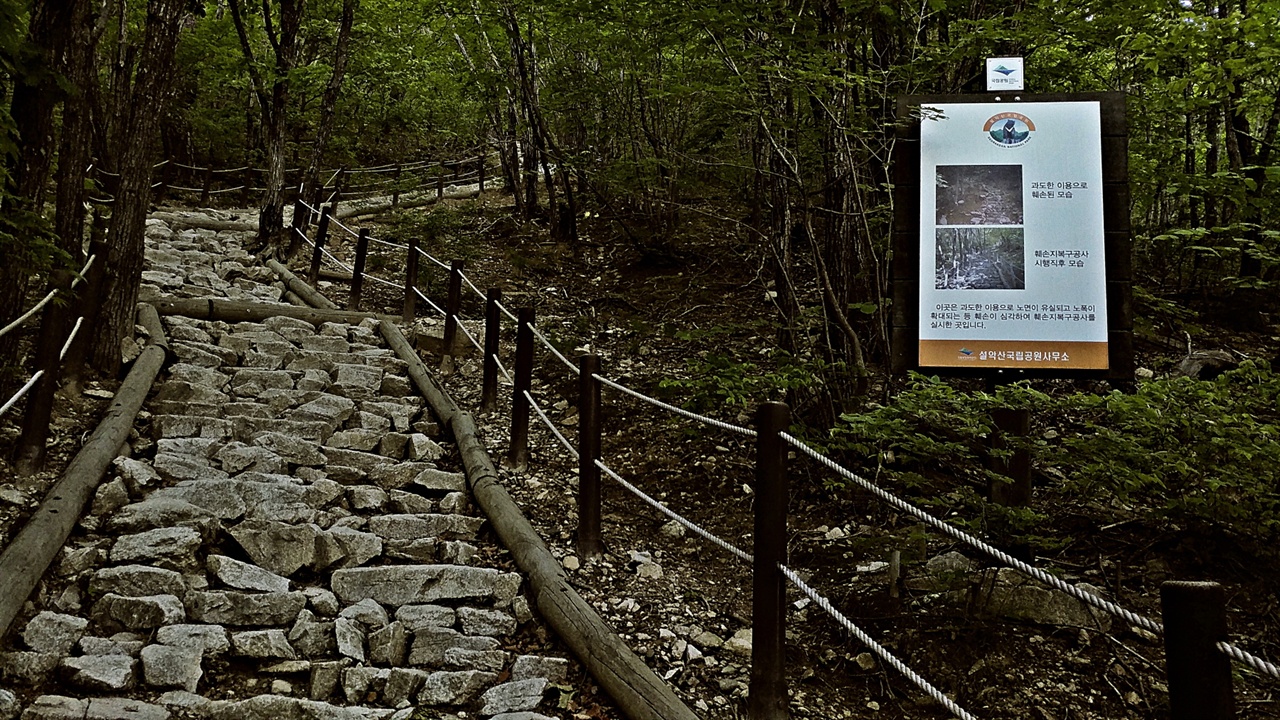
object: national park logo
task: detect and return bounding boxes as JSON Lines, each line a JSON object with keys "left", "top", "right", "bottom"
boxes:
{"left": 984, "top": 112, "right": 1035, "bottom": 147}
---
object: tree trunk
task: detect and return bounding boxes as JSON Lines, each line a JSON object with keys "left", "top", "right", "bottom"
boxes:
{"left": 91, "top": 0, "right": 188, "bottom": 375}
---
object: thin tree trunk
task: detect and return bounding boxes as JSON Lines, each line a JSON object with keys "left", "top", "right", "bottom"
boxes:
{"left": 91, "top": 0, "right": 188, "bottom": 375}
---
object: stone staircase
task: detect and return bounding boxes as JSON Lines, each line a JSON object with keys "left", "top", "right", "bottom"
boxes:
{"left": 0, "top": 214, "right": 587, "bottom": 720}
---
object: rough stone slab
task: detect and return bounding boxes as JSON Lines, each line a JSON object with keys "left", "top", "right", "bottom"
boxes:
{"left": 347, "top": 486, "right": 387, "bottom": 511}
{"left": 348, "top": 411, "right": 391, "bottom": 432}
{"left": 334, "top": 618, "right": 365, "bottom": 663}
{"left": 186, "top": 591, "right": 307, "bottom": 626}
{"left": 208, "top": 554, "right": 291, "bottom": 593}
{"left": 155, "top": 437, "right": 222, "bottom": 458}
{"left": 288, "top": 616, "right": 335, "bottom": 658}
{"left": 79, "top": 636, "right": 146, "bottom": 657}
{"left": 368, "top": 621, "right": 408, "bottom": 666}
{"left": 388, "top": 490, "right": 433, "bottom": 514}
{"left": 384, "top": 539, "right": 439, "bottom": 563}
{"left": 412, "top": 468, "right": 465, "bottom": 494}
{"left": 206, "top": 695, "right": 393, "bottom": 720}
{"left": 510, "top": 655, "right": 570, "bottom": 684}
{"left": 320, "top": 447, "right": 390, "bottom": 473}
{"left": 369, "top": 462, "right": 436, "bottom": 490}
{"left": 153, "top": 454, "right": 231, "bottom": 484}
{"left": 155, "top": 625, "right": 230, "bottom": 657}
{"left": 290, "top": 394, "right": 357, "bottom": 426}
{"left": 231, "top": 629, "right": 297, "bottom": 660}
{"left": 110, "top": 527, "right": 203, "bottom": 569}
{"left": 407, "top": 628, "right": 500, "bottom": 667}
{"left": 480, "top": 678, "right": 548, "bottom": 715}
{"left": 153, "top": 381, "right": 231, "bottom": 406}
{"left": 367, "top": 514, "right": 484, "bottom": 542}
{"left": 230, "top": 369, "right": 296, "bottom": 396}
{"left": 324, "top": 429, "right": 382, "bottom": 452}
{"left": 378, "top": 433, "right": 409, "bottom": 459}
{"left": 215, "top": 443, "right": 288, "bottom": 474}
{"left": 341, "top": 666, "right": 388, "bottom": 704}
{"left": 302, "top": 335, "right": 350, "bottom": 354}
{"left": 417, "top": 670, "right": 498, "bottom": 706}
{"left": 458, "top": 607, "right": 517, "bottom": 637}
{"left": 332, "top": 565, "right": 521, "bottom": 607}
{"left": 15, "top": 695, "right": 87, "bottom": 720}
{"left": 233, "top": 416, "right": 331, "bottom": 443}
{"left": 406, "top": 435, "right": 445, "bottom": 462}
{"left": 86, "top": 697, "right": 172, "bottom": 720}
{"left": 394, "top": 604, "right": 456, "bottom": 632}
{"left": 230, "top": 520, "right": 320, "bottom": 576}
{"left": 0, "top": 651, "right": 59, "bottom": 684}
{"left": 61, "top": 654, "right": 137, "bottom": 691}
{"left": 23, "top": 612, "right": 89, "bottom": 655}
{"left": 152, "top": 415, "right": 232, "bottom": 440}
{"left": 382, "top": 668, "right": 428, "bottom": 707}
{"left": 107, "top": 498, "right": 220, "bottom": 535}
{"left": 443, "top": 647, "right": 507, "bottom": 673}
{"left": 91, "top": 566, "right": 187, "bottom": 599}
{"left": 327, "top": 527, "right": 383, "bottom": 568}
{"left": 113, "top": 457, "right": 163, "bottom": 495}
{"left": 141, "top": 644, "right": 203, "bottom": 693}
{"left": 92, "top": 594, "right": 186, "bottom": 630}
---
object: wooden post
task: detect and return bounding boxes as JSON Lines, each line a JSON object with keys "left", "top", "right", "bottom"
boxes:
{"left": 331, "top": 168, "right": 345, "bottom": 214}
{"left": 478, "top": 154, "right": 486, "bottom": 193}
{"left": 577, "top": 354, "right": 604, "bottom": 559}
{"left": 506, "top": 307, "right": 534, "bottom": 472}
{"left": 986, "top": 377, "right": 1033, "bottom": 562}
{"left": 437, "top": 168, "right": 445, "bottom": 200}
{"left": 440, "top": 259, "right": 464, "bottom": 374}
{"left": 749, "top": 401, "right": 791, "bottom": 720}
{"left": 309, "top": 207, "right": 332, "bottom": 285}
{"left": 482, "top": 288, "right": 502, "bottom": 413}
{"left": 392, "top": 163, "right": 402, "bottom": 207}
{"left": 240, "top": 167, "right": 253, "bottom": 206}
{"left": 1162, "top": 581, "right": 1235, "bottom": 720}
{"left": 200, "top": 164, "right": 214, "bottom": 205}
{"left": 348, "top": 228, "right": 370, "bottom": 312}
{"left": 403, "top": 236, "right": 420, "bottom": 324}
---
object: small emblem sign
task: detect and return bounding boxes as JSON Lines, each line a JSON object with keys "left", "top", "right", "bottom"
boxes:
{"left": 986, "top": 57, "right": 1025, "bottom": 91}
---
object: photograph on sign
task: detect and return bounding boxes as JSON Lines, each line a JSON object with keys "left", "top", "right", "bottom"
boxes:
{"left": 918, "top": 101, "right": 1108, "bottom": 370}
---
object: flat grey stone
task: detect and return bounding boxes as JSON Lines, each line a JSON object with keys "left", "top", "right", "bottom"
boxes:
{"left": 154, "top": 437, "right": 222, "bottom": 458}
{"left": 324, "top": 429, "right": 383, "bottom": 452}
{"left": 362, "top": 401, "right": 421, "bottom": 433}
{"left": 406, "top": 435, "right": 445, "bottom": 461}
{"left": 417, "top": 670, "right": 498, "bottom": 706}
{"left": 155, "top": 690, "right": 210, "bottom": 713}
{"left": 61, "top": 654, "right": 137, "bottom": 691}
{"left": 382, "top": 668, "right": 428, "bottom": 707}
{"left": 321, "top": 447, "right": 390, "bottom": 473}
{"left": 969, "top": 568, "right": 1114, "bottom": 631}
{"left": 110, "top": 527, "right": 203, "bottom": 570}
{"left": 384, "top": 539, "right": 439, "bottom": 563}
{"left": 265, "top": 315, "right": 317, "bottom": 337}
{"left": 380, "top": 375, "right": 413, "bottom": 397}
{"left": 15, "top": 695, "right": 86, "bottom": 720}
{"left": 302, "top": 335, "right": 350, "bottom": 353}
{"left": 341, "top": 666, "right": 388, "bottom": 704}
{"left": 92, "top": 478, "right": 131, "bottom": 516}
{"left": 92, "top": 594, "right": 185, "bottom": 630}
{"left": 149, "top": 482, "right": 247, "bottom": 521}
{"left": 368, "top": 621, "right": 408, "bottom": 666}
{"left": 153, "top": 453, "right": 231, "bottom": 484}
{"left": 394, "top": 604, "right": 456, "bottom": 632}
{"left": 480, "top": 678, "right": 548, "bottom": 715}
{"left": 334, "top": 618, "right": 365, "bottom": 662}
{"left": 290, "top": 394, "right": 357, "bottom": 426}
{"left": 153, "top": 381, "right": 230, "bottom": 406}
{"left": 443, "top": 647, "right": 507, "bottom": 673}
{"left": 86, "top": 697, "right": 171, "bottom": 720}
{"left": 286, "top": 351, "right": 341, "bottom": 374}
{"left": 367, "top": 514, "right": 484, "bottom": 541}
{"left": 231, "top": 630, "right": 297, "bottom": 659}
{"left": 156, "top": 625, "right": 230, "bottom": 657}
{"left": 171, "top": 340, "right": 236, "bottom": 367}
{"left": 166, "top": 362, "right": 226, "bottom": 386}
{"left": 378, "top": 432, "right": 409, "bottom": 459}
{"left": 510, "top": 655, "right": 569, "bottom": 684}
{"left": 233, "top": 416, "right": 331, "bottom": 443}
{"left": 332, "top": 364, "right": 383, "bottom": 398}
{"left": 215, "top": 443, "right": 288, "bottom": 474}
{"left": 208, "top": 554, "right": 290, "bottom": 593}
{"left": 141, "top": 643, "right": 203, "bottom": 692}
{"left": 332, "top": 565, "right": 521, "bottom": 606}
{"left": 369, "top": 462, "right": 436, "bottom": 490}
{"left": 458, "top": 607, "right": 517, "bottom": 637}
{"left": 339, "top": 598, "right": 389, "bottom": 628}
{"left": 348, "top": 411, "right": 391, "bottom": 432}
{"left": 230, "top": 369, "right": 295, "bottom": 396}
{"left": 304, "top": 587, "right": 341, "bottom": 616}
{"left": 79, "top": 636, "right": 145, "bottom": 657}
{"left": 0, "top": 689, "right": 15, "bottom": 720}
{"left": 309, "top": 661, "right": 346, "bottom": 701}
{"left": 0, "top": 651, "right": 58, "bottom": 684}
{"left": 152, "top": 414, "right": 232, "bottom": 440}
{"left": 388, "top": 490, "right": 433, "bottom": 514}
{"left": 186, "top": 591, "right": 307, "bottom": 626}
{"left": 91, "top": 565, "right": 186, "bottom": 599}
{"left": 407, "top": 627, "right": 499, "bottom": 666}
{"left": 413, "top": 468, "right": 465, "bottom": 494}
{"left": 107, "top": 498, "right": 220, "bottom": 535}
{"left": 347, "top": 486, "right": 387, "bottom": 511}
{"left": 230, "top": 520, "right": 320, "bottom": 576}
{"left": 23, "top": 612, "right": 88, "bottom": 655}
{"left": 438, "top": 493, "right": 469, "bottom": 515}
{"left": 112, "top": 457, "right": 163, "bottom": 496}
{"left": 288, "top": 616, "right": 335, "bottom": 658}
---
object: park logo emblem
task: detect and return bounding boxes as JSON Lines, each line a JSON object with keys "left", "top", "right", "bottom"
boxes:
{"left": 984, "top": 112, "right": 1035, "bottom": 147}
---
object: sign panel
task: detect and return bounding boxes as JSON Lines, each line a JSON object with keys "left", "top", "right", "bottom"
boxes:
{"left": 918, "top": 101, "right": 1108, "bottom": 370}
{"left": 985, "top": 57, "right": 1025, "bottom": 91}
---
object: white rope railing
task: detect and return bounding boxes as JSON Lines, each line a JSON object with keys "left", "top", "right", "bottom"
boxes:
{"left": 597, "top": 460, "right": 754, "bottom": 563}
{"left": 780, "top": 565, "right": 978, "bottom": 720}
{"left": 453, "top": 317, "right": 484, "bottom": 354}
{"left": 1218, "top": 641, "right": 1280, "bottom": 680}
{"left": 60, "top": 318, "right": 84, "bottom": 360}
{"left": 525, "top": 389, "right": 578, "bottom": 459}
{"left": 531, "top": 327, "right": 579, "bottom": 375}
{"left": 593, "top": 373, "right": 757, "bottom": 438}
{"left": 779, "top": 431, "right": 1163, "bottom": 635}
{"left": 413, "top": 287, "right": 447, "bottom": 318}
{"left": 0, "top": 372, "right": 43, "bottom": 417}
{"left": 416, "top": 246, "right": 452, "bottom": 272}
{"left": 493, "top": 354, "right": 513, "bottom": 383}
{"left": 493, "top": 299, "right": 520, "bottom": 324}
{"left": 0, "top": 254, "right": 97, "bottom": 340}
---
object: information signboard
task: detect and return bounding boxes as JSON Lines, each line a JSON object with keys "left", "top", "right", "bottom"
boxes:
{"left": 916, "top": 100, "right": 1109, "bottom": 371}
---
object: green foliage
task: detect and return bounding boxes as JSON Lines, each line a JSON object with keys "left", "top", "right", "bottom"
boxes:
{"left": 824, "top": 367, "right": 1280, "bottom": 549}
{"left": 657, "top": 347, "right": 838, "bottom": 412}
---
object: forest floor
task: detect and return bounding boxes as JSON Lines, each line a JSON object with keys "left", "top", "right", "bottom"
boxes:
{"left": 2, "top": 189, "right": 1278, "bottom": 719}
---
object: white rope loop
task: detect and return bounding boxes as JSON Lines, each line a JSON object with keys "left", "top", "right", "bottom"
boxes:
{"left": 416, "top": 245, "right": 451, "bottom": 271}
{"left": 493, "top": 354, "right": 513, "bottom": 383}
{"left": 1218, "top": 641, "right": 1280, "bottom": 680}
{"left": 494, "top": 299, "right": 520, "bottom": 324}
{"left": 0, "top": 371, "right": 44, "bottom": 418}
{"left": 59, "top": 318, "right": 85, "bottom": 360}
{"left": 779, "top": 432, "right": 1164, "bottom": 635}
{"left": 524, "top": 390, "right": 579, "bottom": 459}
{"left": 531, "top": 327, "right": 580, "bottom": 375}
{"left": 413, "top": 287, "right": 446, "bottom": 318}
{"left": 453, "top": 317, "right": 484, "bottom": 354}
{"left": 780, "top": 564, "right": 979, "bottom": 720}
{"left": 597, "top": 460, "right": 754, "bottom": 563}
{"left": 593, "top": 373, "right": 757, "bottom": 438}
